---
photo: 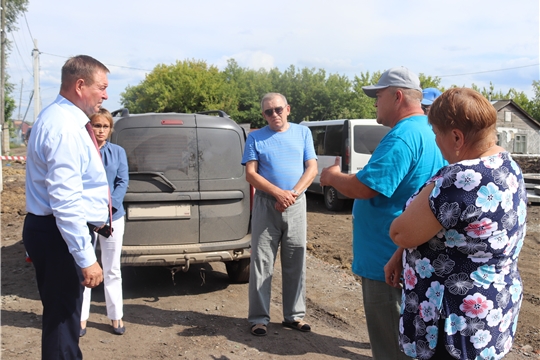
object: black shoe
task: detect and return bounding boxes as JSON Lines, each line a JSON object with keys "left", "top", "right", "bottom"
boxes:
{"left": 112, "top": 322, "right": 126, "bottom": 335}
{"left": 79, "top": 327, "right": 87, "bottom": 337}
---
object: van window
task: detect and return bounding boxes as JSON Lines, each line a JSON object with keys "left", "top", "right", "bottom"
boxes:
{"left": 117, "top": 128, "right": 198, "bottom": 180}
{"left": 324, "top": 125, "right": 343, "bottom": 156}
{"left": 198, "top": 128, "right": 244, "bottom": 180}
{"left": 309, "top": 126, "right": 326, "bottom": 155}
{"left": 353, "top": 125, "right": 389, "bottom": 154}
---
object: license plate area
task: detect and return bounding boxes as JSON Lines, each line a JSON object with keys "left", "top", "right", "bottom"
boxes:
{"left": 127, "top": 204, "right": 191, "bottom": 220}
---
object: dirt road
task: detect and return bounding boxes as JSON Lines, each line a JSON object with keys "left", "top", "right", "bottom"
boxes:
{"left": 1, "top": 149, "right": 539, "bottom": 359}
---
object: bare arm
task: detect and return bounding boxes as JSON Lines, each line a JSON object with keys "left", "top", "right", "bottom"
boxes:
{"left": 384, "top": 247, "right": 404, "bottom": 288}
{"left": 245, "top": 160, "right": 297, "bottom": 209}
{"left": 293, "top": 158, "right": 318, "bottom": 194}
{"left": 320, "top": 157, "right": 379, "bottom": 199}
{"left": 390, "top": 183, "right": 442, "bottom": 248}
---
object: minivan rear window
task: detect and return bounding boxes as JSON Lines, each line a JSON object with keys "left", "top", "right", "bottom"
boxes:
{"left": 117, "top": 128, "right": 198, "bottom": 180}
{"left": 198, "top": 128, "right": 244, "bottom": 180}
{"left": 353, "top": 125, "right": 389, "bottom": 154}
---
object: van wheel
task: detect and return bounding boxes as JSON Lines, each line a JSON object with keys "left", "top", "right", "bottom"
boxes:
{"left": 324, "top": 187, "right": 345, "bottom": 211}
{"left": 226, "top": 258, "right": 250, "bottom": 283}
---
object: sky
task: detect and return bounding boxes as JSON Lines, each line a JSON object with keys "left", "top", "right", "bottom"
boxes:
{"left": 7, "top": 0, "right": 539, "bottom": 122}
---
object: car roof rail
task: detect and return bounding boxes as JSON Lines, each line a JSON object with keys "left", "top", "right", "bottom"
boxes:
{"left": 111, "top": 108, "right": 130, "bottom": 118}
{"left": 196, "top": 110, "right": 229, "bottom": 118}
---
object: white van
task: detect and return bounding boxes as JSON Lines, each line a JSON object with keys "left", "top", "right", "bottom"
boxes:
{"left": 300, "top": 119, "right": 390, "bottom": 211}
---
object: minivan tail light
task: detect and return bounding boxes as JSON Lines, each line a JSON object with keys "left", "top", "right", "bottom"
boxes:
{"left": 161, "top": 120, "right": 184, "bottom": 125}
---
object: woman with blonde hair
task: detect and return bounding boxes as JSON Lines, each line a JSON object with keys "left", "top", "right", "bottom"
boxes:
{"left": 386, "top": 88, "right": 526, "bottom": 359}
{"left": 80, "top": 108, "right": 129, "bottom": 336}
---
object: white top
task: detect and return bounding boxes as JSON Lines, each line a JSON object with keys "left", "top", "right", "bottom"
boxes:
{"left": 26, "top": 94, "right": 109, "bottom": 268}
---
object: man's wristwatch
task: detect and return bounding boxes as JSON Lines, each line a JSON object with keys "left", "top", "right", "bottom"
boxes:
{"left": 291, "top": 189, "right": 299, "bottom": 195}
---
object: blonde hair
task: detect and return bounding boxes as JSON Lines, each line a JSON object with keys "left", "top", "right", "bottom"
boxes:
{"left": 90, "top": 108, "right": 114, "bottom": 140}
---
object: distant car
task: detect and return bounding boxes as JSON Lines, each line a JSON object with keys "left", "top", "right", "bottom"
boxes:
{"left": 300, "top": 119, "right": 390, "bottom": 211}
{"left": 110, "top": 109, "right": 252, "bottom": 283}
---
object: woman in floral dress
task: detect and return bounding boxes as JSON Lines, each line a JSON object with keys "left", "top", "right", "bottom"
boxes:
{"left": 386, "top": 88, "right": 526, "bottom": 360}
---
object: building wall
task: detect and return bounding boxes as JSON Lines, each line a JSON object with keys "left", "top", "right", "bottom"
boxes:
{"left": 496, "top": 104, "right": 540, "bottom": 154}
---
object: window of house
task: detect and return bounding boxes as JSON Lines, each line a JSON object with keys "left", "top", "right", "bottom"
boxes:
{"left": 504, "top": 111, "right": 512, "bottom": 122}
{"left": 514, "top": 134, "right": 527, "bottom": 154}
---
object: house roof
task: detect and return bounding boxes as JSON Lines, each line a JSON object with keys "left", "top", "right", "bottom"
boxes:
{"left": 491, "top": 100, "right": 540, "bottom": 128}
{"left": 12, "top": 120, "right": 32, "bottom": 134}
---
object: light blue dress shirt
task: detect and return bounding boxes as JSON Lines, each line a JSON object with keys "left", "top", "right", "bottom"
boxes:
{"left": 26, "top": 94, "right": 109, "bottom": 268}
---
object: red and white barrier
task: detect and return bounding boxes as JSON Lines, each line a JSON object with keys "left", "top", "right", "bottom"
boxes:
{"left": 1, "top": 156, "right": 27, "bottom": 161}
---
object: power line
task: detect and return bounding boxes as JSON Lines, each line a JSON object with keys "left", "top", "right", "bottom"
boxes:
{"left": 23, "top": 12, "right": 34, "bottom": 41}
{"left": 40, "top": 52, "right": 153, "bottom": 72}
{"left": 437, "top": 64, "right": 539, "bottom": 78}
{"left": 9, "top": 32, "right": 32, "bottom": 75}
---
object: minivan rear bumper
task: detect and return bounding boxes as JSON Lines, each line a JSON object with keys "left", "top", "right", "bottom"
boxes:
{"left": 120, "top": 234, "right": 251, "bottom": 266}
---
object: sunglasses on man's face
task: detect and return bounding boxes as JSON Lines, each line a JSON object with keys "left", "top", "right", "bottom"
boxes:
{"left": 263, "top": 106, "right": 286, "bottom": 117}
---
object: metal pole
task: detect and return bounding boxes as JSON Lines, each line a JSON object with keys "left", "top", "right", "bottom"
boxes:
{"left": 0, "top": 0, "right": 6, "bottom": 192}
{"left": 32, "top": 39, "right": 40, "bottom": 121}
{"left": 1, "top": 0, "right": 7, "bottom": 156}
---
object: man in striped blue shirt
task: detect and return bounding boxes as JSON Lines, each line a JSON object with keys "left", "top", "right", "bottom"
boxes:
{"left": 242, "top": 93, "right": 317, "bottom": 337}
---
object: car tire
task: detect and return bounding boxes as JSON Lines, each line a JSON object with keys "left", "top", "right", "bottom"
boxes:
{"left": 226, "top": 258, "right": 250, "bottom": 283}
{"left": 324, "top": 186, "right": 345, "bottom": 211}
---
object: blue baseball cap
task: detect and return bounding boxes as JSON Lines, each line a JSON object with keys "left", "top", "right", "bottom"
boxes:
{"left": 421, "top": 88, "right": 442, "bottom": 106}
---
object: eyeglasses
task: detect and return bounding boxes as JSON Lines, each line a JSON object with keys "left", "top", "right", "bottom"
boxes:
{"left": 92, "top": 124, "right": 110, "bottom": 129}
{"left": 263, "top": 106, "right": 286, "bottom": 117}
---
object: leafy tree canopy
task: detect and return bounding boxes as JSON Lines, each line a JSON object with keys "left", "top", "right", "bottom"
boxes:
{"left": 120, "top": 59, "right": 540, "bottom": 126}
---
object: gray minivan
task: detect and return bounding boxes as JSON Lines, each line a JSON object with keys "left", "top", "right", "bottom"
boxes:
{"left": 110, "top": 110, "right": 252, "bottom": 283}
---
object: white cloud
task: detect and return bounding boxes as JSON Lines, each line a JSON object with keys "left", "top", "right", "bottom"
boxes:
{"left": 7, "top": 0, "right": 538, "bottom": 121}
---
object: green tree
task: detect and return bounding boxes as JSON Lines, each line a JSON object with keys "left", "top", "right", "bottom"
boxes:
{"left": 119, "top": 59, "right": 538, "bottom": 128}
{"left": 350, "top": 71, "right": 381, "bottom": 119}
{"left": 3, "top": 0, "right": 29, "bottom": 121}
{"left": 4, "top": 79, "right": 16, "bottom": 133}
{"left": 418, "top": 74, "right": 442, "bottom": 90}
{"left": 526, "top": 80, "right": 540, "bottom": 121}
{"left": 121, "top": 59, "right": 237, "bottom": 114}
{"left": 222, "top": 59, "right": 271, "bottom": 126}
{"left": 5, "top": 0, "right": 29, "bottom": 33}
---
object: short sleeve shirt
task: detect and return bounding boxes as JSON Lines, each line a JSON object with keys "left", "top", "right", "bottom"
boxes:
{"left": 352, "top": 115, "right": 446, "bottom": 281}
{"left": 241, "top": 123, "right": 316, "bottom": 190}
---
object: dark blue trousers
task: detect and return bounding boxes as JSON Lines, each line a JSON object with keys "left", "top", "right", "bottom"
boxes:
{"left": 23, "top": 213, "right": 85, "bottom": 360}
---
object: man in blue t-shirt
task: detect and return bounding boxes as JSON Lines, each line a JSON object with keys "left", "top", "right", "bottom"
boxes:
{"left": 242, "top": 92, "right": 317, "bottom": 337}
{"left": 320, "top": 67, "right": 446, "bottom": 359}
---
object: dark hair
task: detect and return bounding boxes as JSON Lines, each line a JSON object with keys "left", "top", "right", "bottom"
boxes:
{"left": 429, "top": 87, "right": 497, "bottom": 143}
{"left": 61, "top": 55, "right": 109, "bottom": 91}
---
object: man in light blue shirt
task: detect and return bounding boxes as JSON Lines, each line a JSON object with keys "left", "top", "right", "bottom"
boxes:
{"left": 24, "top": 55, "right": 110, "bottom": 360}
{"left": 242, "top": 93, "right": 317, "bottom": 337}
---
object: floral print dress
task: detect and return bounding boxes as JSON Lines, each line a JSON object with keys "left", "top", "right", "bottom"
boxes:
{"left": 399, "top": 152, "right": 527, "bottom": 360}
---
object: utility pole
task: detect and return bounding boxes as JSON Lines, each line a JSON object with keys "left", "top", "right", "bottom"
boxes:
{"left": 17, "top": 78, "right": 23, "bottom": 120}
{"left": 0, "top": 0, "right": 6, "bottom": 192}
{"left": 1, "top": 0, "right": 7, "bottom": 156}
{"left": 32, "top": 39, "right": 40, "bottom": 121}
